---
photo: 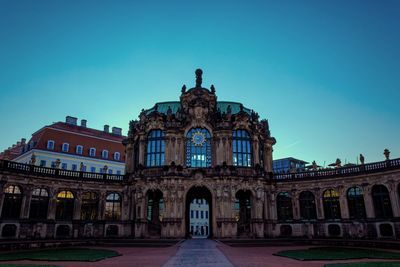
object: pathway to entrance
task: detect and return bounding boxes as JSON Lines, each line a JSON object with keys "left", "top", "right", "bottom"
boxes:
{"left": 162, "top": 239, "right": 234, "bottom": 267}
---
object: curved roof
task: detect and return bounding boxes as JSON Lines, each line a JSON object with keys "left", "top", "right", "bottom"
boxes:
{"left": 145, "top": 101, "right": 252, "bottom": 115}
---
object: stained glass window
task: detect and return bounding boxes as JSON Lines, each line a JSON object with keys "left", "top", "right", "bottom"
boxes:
{"left": 186, "top": 128, "right": 212, "bottom": 168}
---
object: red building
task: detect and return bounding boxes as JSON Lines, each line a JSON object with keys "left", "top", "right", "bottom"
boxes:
{"left": 13, "top": 116, "right": 126, "bottom": 174}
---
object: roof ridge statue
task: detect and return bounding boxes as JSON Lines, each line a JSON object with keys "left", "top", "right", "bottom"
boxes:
{"left": 195, "top": 68, "right": 203, "bottom": 88}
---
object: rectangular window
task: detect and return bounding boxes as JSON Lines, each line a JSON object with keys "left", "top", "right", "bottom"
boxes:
{"left": 81, "top": 165, "right": 87, "bottom": 172}
{"left": 76, "top": 145, "right": 83, "bottom": 155}
{"left": 205, "top": 211, "right": 208, "bottom": 219}
{"left": 201, "top": 210, "right": 204, "bottom": 219}
{"left": 91, "top": 167, "right": 96, "bottom": 173}
{"left": 47, "top": 140, "right": 54, "bottom": 150}
{"left": 51, "top": 161, "right": 56, "bottom": 168}
{"left": 191, "top": 210, "right": 194, "bottom": 218}
{"left": 72, "top": 164, "right": 77, "bottom": 171}
{"left": 108, "top": 169, "right": 113, "bottom": 174}
{"left": 116, "top": 170, "right": 121, "bottom": 175}
{"left": 196, "top": 210, "right": 199, "bottom": 218}
{"left": 40, "top": 160, "right": 46, "bottom": 167}
{"left": 61, "top": 163, "right": 67, "bottom": 170}
{"left": 62, "top": 143, "right": 69, "bottom": 152}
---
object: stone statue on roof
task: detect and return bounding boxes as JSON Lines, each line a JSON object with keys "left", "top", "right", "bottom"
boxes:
{"left": 195, "top": 69, "right": 203, "bottom": 87}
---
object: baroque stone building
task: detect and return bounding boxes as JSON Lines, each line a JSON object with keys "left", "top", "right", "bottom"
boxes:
{"left": 0, "top": 69, "right": 400, "bottom": 240}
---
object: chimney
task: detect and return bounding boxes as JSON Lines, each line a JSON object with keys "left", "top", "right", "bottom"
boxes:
{"left": 104, "top": 125, "right": 110, "bottom": 133}
{"left": 21, "top": 138, "right": 26, "bottom": 145}
{"left": 66, "top": 116, "right": 78, "bottom": 125}
{"left": 112, "top": 127, "right": 122, "bottom": 136}
{"left": 81, "top": 119, "right": 87, "bottom": 128}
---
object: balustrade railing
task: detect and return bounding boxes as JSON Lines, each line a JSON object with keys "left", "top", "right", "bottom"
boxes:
{"left": 0, "top": 160, "right": 125, "bottom": 182}
{"left": 1, "top": 158, "right": 399, "bottom": 182}
{"left": 273, "top": 158, "right": 400, "bottom": 181}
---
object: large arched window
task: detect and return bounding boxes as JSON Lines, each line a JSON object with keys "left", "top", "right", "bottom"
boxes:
{"left": 146, "top": 130, "right": 165, "bottom": 167}
{"left": 186, "top": 128, "right": 212, "bottom": 168}
{"left": 232, "top": 130, "right": 252, "bottom": 167}
{"left": 347, "top": 187, "right": 366, "bottom": 219}
{"left": 299, "top": 191, "right": 317, "bottom": 220}
{"left": 56, "top": 190, "right": 74, "bottom": 220}
{"left": 81, "top": 192, "right": 98, "bottom": 220}
{"left": 372, "top": 185, "right": 393, "bottom": 219}
{"left": 1, "top": 185, "right": 23, "bottom": 219}
{"left": 105, "top": 193, "right": 121, "bottom": 220}
{"left": 277, "top": 192, "right": 293, "bottom": 221}
{"left": 323, "top": 189, "right": 341, "bottom": 220}
{"left": 29, "top": 188, "right": 49, "bottom": 219}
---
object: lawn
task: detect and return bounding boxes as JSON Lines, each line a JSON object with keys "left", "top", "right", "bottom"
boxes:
{"left": 275, "top": 247, "right": 400, "bottom": 261}
{"left": 325, "top": 262, "right": 400, "bottom": 267}
{"left": 0, "top": 248, "right": 120, "bottom": 262}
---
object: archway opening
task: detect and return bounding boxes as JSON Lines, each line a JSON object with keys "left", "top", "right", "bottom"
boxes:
{"left": 235, "top": 190, "right": 252, "bottom": 237}
{"left": 186, "top": 186, "right": 212, "bottom": 238}
{"left": 146, "top": 189, "right": 164, "bottom": 236}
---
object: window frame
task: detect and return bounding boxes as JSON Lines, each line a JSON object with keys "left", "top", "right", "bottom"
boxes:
{"left": 145, "top": 130, "right": 165, "bottom": 167}
{"left": 47, "top": 140, "right": 55, "bottom": 150}
{"left": 232, "top": 129, "right": 252, "bottom": 167}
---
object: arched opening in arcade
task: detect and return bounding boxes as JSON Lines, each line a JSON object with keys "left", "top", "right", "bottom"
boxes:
{"left": 185, "top": 186, "right": 212, "bottom": 238}
{"left": 235, "top": 190, "right": 252, "bottom": 237}
{"left": 146, "top": 189, "right": 164, "bottom": 236}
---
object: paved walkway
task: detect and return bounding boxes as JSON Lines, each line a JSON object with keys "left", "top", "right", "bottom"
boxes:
{"left": 162, "top": 239, "right": 234, "bottom": 267}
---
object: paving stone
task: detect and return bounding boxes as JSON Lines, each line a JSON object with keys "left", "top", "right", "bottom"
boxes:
{"left": 162, "top": 239, "right": 234, "bottom": 267}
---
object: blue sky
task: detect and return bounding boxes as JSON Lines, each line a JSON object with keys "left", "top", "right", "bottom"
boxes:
{"left": 0, "top": 0, "right": 399, "bottom": 165}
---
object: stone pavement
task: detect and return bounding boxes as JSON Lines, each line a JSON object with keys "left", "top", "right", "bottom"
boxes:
{"left": 162, "top": 239, "right": 234, "bottom": 267}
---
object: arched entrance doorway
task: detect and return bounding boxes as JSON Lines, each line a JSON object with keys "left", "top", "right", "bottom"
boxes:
{"left": 146, "top": 189, "right": 164, "bottom": 237}
{"left": 235, "top": 190, "right": 252, "bottom": 237}
{"left": 185, "top": 186, "right": 212, "bottom": 238}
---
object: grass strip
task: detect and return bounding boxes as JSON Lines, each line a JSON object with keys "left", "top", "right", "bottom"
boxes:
{"left": 275, "top": 247, "right": 400, "bottom": 261}
{"left": 0, "top": 248, "right": 120, "bottom": 262}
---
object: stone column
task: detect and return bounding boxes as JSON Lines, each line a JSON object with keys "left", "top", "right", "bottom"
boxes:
{"left": 138, "top": 137, "right": 146, "bottom": 166}
{"left": 98, "top": 192, "right": 106, "bottom": 220}
{"left": 388, "top": 182, "right": 400, "bottom": 217}
{"left": 362, "top": 185, "right": 375, "bottom": 218}
{"left": 315, "top": 190, "right": 325, "bottom": 220}
{"left": 339, "top": 186, "right": 349, "bottom": 219}
{"left": 292, "top": 190, "right": 300, "bottom": 220}
{"left": 73, "top": 191, "right": 82, "bottom": 220}
{"left": 252, "top": 139, "right": 260, "bottom": 166}
{"left": 21, "top": 186, "right": 33, "bottom": 219}
{"left": 125, "top": 142, "right": 134, "bottom": 173}
{"left": 47, "top": 189, "right": 57, "bottom": 220}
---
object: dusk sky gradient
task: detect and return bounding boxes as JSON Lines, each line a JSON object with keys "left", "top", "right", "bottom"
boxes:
{"left": 0, "top": 0, "right": 399, "bottom": 165}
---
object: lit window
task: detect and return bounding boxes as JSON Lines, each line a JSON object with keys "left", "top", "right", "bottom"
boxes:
{"left": 105, "top": 193, "right": 121, "bottom": 220}
{"left": 76, "top": 145, "right": 83, "bottom": 155}
{"left": 61, "top": 163, "right": 67, "bottom": 170}
{"left": 108, "top": 169, "right": 113, "bottom": 174}
{"left": 102, "top": 150, "right": 108, "bottom": 159}
{"left": 146, "top": 130, "right": 165, "bottom": 167}
{"left": 62, "top": 143, "right": 69, "bottom": 152}
{"left": 114, "top": 152, "right": 121, "bottom": 161}
{"left": 233, "top": 130, "right": 252, "bottom": 167}
{"left": 47, "top": 140, "right": 55, "bottom": 150}
{"left": 90, "top": 167, "right": 96, "bottom": 173}
{"left": 89, "top": 148, "right": 96, "bottom": 157}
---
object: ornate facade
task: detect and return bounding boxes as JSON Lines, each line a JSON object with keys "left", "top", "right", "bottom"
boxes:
{"left": 0, "top": 70, "right": 400, "bottom": 240}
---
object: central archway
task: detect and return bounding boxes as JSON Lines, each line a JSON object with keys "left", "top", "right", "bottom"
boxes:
{"left": 185, "top": 186, "right": 213, "bottom": 238}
